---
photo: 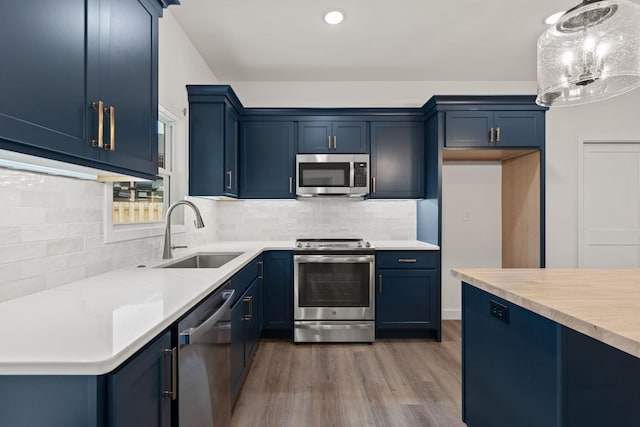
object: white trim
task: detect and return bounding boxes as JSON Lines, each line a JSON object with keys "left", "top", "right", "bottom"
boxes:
{"left": 442, "top": 309, "right": 461, "bottom": 320}
{"left": 103, "top": 105, "right": 187, "bottom": 243}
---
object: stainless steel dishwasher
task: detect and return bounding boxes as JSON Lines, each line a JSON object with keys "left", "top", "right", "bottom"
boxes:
{"left": 178, "top": 286, "right": 234, "bottom": 427}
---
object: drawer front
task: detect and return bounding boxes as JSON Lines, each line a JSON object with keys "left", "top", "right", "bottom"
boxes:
{"left": 376, "top": 251, "right": 439, "bottom": 269}
{"left": 230, "top": 256, "right": 262, "bottom": 303}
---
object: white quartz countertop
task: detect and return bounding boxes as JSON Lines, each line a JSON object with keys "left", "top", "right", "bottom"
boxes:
{"left": 0, "top": 241, "right": 292, "bottom": 375}
{"left": 0, "top": 239, "right": 436, "bottom": 375}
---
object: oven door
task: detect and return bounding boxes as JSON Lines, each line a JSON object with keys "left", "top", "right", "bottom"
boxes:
{"left": 294, "top": 254, "right": 374, "bottom": 321}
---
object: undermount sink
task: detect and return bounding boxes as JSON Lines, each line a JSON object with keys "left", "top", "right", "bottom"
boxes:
{"left": 160, "top": 252, "right": 242, "bottom": 269}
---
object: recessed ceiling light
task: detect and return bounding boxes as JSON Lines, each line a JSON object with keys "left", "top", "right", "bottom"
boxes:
{"left": 544, "top": 10, "right": 566, "bottom": 25}
{"left": 324, "top": 11, "right": 344, "bottom": 25}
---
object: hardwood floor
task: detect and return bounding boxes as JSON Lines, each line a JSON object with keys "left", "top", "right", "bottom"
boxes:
{"left": 232, "top": 321, "right": 466, "bottom": 427}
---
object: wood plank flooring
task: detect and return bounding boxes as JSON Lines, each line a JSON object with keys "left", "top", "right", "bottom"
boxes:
{"left": 232, "top": 321, "right": 466, "bottom": 427}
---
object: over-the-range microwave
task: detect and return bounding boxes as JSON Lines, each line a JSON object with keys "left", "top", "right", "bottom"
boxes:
{"left": 296, "top": 153, "right": 370, "bottom": 197}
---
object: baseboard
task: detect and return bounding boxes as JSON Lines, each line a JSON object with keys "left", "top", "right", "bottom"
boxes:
{"left": 442, "top": 308, "right": 461, "bottom": 320}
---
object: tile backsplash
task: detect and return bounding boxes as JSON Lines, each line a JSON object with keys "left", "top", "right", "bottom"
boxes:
{"left": 214, "top": 198, "right": 416, "bottom": 241}
{"left": 0, "top": 168, "right": 417, "bottom": 302}
{"left": 0, "top": 168, "right": 165, "bottom": 303}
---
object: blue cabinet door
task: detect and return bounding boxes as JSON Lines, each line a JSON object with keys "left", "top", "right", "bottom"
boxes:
{"left": 230, "top": 295, "right": 246, "bottom": 399}
{"left": 462, "top": 284, "right": 561, "bottom": 427}
{"left": 262, "top": 251, "right": 293, "bottom": 333}
{"left": 493, "top": 111, "right": 544, "bottom": 147}
{"left": 224, "top": 105, "right": 239, "bottom": 197}
{"left": 298, "top": 121, "right": 367, "bottom": 153}
{"left": 376, "top": 270, "right": 437, "bottom": 329}
{"left": 240, "top": 121, "right": 296, "bottom": 198}
{"left": 189, "top": 103, "right": 225, "bottom": 196}
{"left": 107, "top": 329, "right": 172, "bottom": 427}
{"left": 298, "top": 121, "right": 332, "bottom": 153}
{"left": 445, "top": 111, "right": 494, "bottom": 147}
{"left": 95, "top": 0, "right": 160, "bottom": 178}
{"left": 370, "top": 121, "right": 424, "bottom": 198}
{"left": 0, "top": 0, "right": 93, "bottom": 160}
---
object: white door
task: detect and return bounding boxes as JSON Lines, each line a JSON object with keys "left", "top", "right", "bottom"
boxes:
{"left": 579, "top": 142, "right": 640, "bottom": 267}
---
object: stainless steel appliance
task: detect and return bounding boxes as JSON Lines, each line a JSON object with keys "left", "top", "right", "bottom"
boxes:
{"left": 178, "top": 287, "right": 234, "bottom": 427}
{"left": 296, "top": 154, "right": 369, "bottom": 197}
{"left": 294, "top": 238, "right": 375, "bottom": 342}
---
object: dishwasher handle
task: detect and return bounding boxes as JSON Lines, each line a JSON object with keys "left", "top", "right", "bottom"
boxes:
{"left": 179, "top": 289, "right": 235, "bottom": 345}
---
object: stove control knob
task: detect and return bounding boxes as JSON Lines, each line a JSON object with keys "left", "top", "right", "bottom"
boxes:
{"left": 296, "top": 242, "right": 302, "bottom": 248}
{"left": 305, "top": 242, "right": 311, "bottom": 248}
{"left": 365, "top": 241, "right": 371, "bottom": 248}
{"left": 357, "top": 241, "right": 362, "bottom": 247}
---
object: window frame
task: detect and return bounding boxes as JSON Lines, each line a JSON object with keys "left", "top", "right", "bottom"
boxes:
{"left": 103, "top": 105, "right": 186, "bottom": 243}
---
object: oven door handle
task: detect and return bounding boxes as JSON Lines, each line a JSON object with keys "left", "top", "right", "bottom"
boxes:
{"left": 294, "top": 255, "right": 374, "bottom": 264}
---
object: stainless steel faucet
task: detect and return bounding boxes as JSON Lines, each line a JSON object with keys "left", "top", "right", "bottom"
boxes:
{"left": 163, "top": 200, "right": 205, "bottom": 259}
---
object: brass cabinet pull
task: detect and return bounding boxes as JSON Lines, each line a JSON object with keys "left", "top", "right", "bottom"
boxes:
{"left": 489, "top": 127, "right": 495, "bottom": 142}
{"left": 328, "top": 135, "right": 331, "bottom": 149}
{"left": 163, "top": 347, "right": 177, "bottom": 400}
{"left": 104, "top": 105, "right": 115, "bottom": 151}
{"left": 372, "top": 177, "right": 376, "bottom": 193}
{"left": 496, "top": 127, "right": 501, "bottom": 142}
{"left": 243, "top": 296, "right": 252, "bottom": 321}
{"left": 289, "top": 176, "right": 293, "bottom": 193}
{"left": 227, "top": 171, "right": 232, "bottom": 190}
{"left": 398, "top": 259, "right": 417, "bottom": 263}
{"left": 379, "top": 274, "right": 383, "bottom": 294}
{"left": 333, "top": 135, "right": 337, "bottom": 149}
{"left": 91, "top": 101, "right": 104, "bottom": 148}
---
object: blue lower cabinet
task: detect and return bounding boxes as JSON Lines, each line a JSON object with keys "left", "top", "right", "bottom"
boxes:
{"left": 462, "top": 284, "right": 561, "bottom": 427}
{"left": 262, "top": 251, "right": 293, "bottom": 338}
{"left": 107, "top": 329, "right": 172, "bottom": 427}
{"left": 230, "top": 273, "right": 262, "bottom": 403}
{"left": 240, "top": 121, "right": 295, "bottom": 198}
{"left": 375, "top": 251, "right": 441, "bottom": 340}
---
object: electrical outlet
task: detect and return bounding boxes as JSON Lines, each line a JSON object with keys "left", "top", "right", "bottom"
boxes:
{"left": 490, "top": 300, "right": 509, "bottom": 323}
{"left": 463, "top": 210, "right": 471, "bottom": 221}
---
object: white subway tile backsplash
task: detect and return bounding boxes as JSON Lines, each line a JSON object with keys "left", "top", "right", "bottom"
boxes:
{"left": 46, "top": 238, "right": 85, "bottom": 256}
{"left": 0, "top": 207, "right": 46, "bottom": 226}
{"left": 20, "top": 224, "right": 69, "bottom": 242}
{"left": 45, "top": 266, "right": 86, "bottom": 289}
{"left": 0, "top": 242, "right": 47, "bottom": 263}
{"left": 0, "top": 263, "right": 21, "bottom": 282}
{"left": 0, "top": 226, "right": 21, "bottom": 244}
{"left": 45, "top": 208, "right": 85, "bottom": 224}
{"left": 0, "top": 277, "right": 47, "bottom": 303}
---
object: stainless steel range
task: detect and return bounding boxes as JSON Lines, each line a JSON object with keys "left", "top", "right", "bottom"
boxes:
{"left": 293, "top": 238, "right": 375, "bottom": 343}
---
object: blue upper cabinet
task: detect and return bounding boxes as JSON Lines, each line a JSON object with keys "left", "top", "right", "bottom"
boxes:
{"left": 370, "top": 121, "right": 424, "bottom": 199}
{"left": 0, "top": 0, "right": 169, "bottom": 179}
{"left": 187, "top": 86, "right": 242, "bottom": 198}
{"left": 93, "top": 0, "right": 161, "bottom": 178}
{"left": 240, "top": 121, "right": 296, "bottom": 198}
{"left": 445, "top": 110, "right": 544, "bottom": 148}
{"left": 298, "top": 121, "right": 367, "bottom": 153}
{"left": 0, "top": 0, "right": 93, "bottom": 161}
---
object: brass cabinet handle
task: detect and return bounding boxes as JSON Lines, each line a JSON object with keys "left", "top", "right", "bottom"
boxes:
{"left": 379, "top": 274, "right": 383, "bottom": 294}
{"left": 372, "top": 177, "right": 376, "bottom": 193}
{"left": 496, "top": 127, "right": 501, "bottom": 142}
{"left": 243, "top": 296, "right": 252, "bottom": 321}
{"left": 489, "top": 127, "right": 495, "bottom": 142}
{"left": 289, "top": 176, "right": 293, "bottom": 193}
{"left": 227, "top": 171, "right": 232, "bottom": 190}
{"left": 163, "top": 347, "right": 177, "bottom": 400}
{"left": 104, "top": 105, "right": 115, "bottom": 151}
{"left": 333, "top": 135, "right": 337, "bottom": 149}
{"left": 91, "top": 101, "right": 104, "bottom": 148}
{"left": 328, "top": 135, "right": 331, "bottom": 150}
{"left": 398, "top": 259, "right": 417, "bottom": 263}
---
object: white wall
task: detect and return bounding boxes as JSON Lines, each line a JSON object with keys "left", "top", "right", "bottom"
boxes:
{"left": 441, "top": 163, "right": 502, "bottom": 319}
{"left": 0, "top": 9, "right": 218, "bottom": 302}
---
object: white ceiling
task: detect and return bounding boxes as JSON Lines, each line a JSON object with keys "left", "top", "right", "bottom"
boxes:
{"left": 170, "top": 0, "right": 579, "bottom": 82}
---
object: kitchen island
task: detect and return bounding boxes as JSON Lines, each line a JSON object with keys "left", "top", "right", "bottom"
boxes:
{"left": 453, "top": 269, "right": 640, "bottom": 427}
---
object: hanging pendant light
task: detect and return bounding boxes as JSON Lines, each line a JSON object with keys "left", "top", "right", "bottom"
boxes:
{"left": 536, "top": 0, "right": 640, "bottom": 107}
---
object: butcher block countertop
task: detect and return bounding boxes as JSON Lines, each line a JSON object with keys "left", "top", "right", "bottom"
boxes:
{"left": 452, "top": 268, "right": 640, "bottom": 358}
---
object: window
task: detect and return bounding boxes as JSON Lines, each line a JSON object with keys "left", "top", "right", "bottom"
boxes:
{"left": 104, "top": 105, "right": 185, "bottom": 242}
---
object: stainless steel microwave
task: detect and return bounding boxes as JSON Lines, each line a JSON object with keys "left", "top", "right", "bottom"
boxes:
{"left": 296, "top": 154, "right": 370, "bottom": 197}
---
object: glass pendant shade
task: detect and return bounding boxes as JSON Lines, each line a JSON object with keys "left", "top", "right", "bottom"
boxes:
{"left": 536, "top": 0, "right": 640, "bottom": 107}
